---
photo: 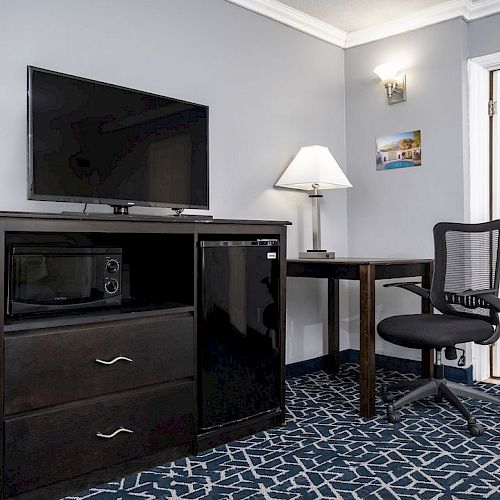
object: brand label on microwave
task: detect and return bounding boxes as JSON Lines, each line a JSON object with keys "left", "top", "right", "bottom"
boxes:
{"left": 267, "top": 252, "right": 277, "bottom": 260}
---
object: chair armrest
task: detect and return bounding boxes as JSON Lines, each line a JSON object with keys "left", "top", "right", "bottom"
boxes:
{"left": 470, "top": 293, "right": 500, "bottom": 345}
{"left": 440, "top": 288, "right": 500, "bottom": 345}
{"left": 475, "top": 293, "right": 500, "bottom": 313}
{"left": 383, "top": 282, "right": 430, "bottom": 300}
{"left": 455, "top": 288, "right": 497, "bottom": 297}
{"left": 455, "top": 289, "right": 500, "bottom": 312}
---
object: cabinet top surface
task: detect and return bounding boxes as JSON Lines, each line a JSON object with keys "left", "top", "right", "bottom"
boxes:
{"left": 0, "top": 211, "right": 291, "bottom": 226}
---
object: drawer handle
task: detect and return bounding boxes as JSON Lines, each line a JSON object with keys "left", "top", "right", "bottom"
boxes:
{"left": 95, "top": 356, "right": 133, "bottom": 365}
{"left": 96, "top": 427, "right": 134, "bottom": 439}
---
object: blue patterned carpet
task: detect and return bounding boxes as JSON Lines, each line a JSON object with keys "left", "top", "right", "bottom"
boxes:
{"left": 64, "top": 365, "right": 500, "bottom": 499}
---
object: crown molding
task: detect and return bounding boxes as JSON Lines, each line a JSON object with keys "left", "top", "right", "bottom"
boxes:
{"left": 225, "top": 0, "right": 347, "bottom": 47}
{"left": 226, "top": 0, "right": 500, "bottom": 49}
{"left": 345, "top": 0, "right": 468, "bottom": 48}
{"left": 345, "top": 0, "right": 500, "bottom": 48}
{"left": 469, "top": 0, "right": 500, "bottom": 20}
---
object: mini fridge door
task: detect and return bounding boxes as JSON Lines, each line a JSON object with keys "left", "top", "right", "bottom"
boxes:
{"left": 199, "top": 241, "right": 280, "bottom": 431}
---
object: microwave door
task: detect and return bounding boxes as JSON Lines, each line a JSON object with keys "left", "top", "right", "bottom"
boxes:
{"left": 53, "top": 256, "right": 93, "bottom": 300}
{"left": 42, "top": 256, "right": 93, "bottom": 302}
{"left": 12, "top": 255, "right": 50, "bottom": 302}
{"left": 11, "top": 255, "right": 93, "bottom": 305}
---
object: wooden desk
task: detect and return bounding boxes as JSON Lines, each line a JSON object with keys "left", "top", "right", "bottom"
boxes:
{"left": 287, "top": 258, "right": 434, "bottom": 418}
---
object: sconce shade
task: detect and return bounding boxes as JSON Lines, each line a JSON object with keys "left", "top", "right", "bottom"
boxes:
{"left": 275, "top": 145, "right": 351, "bottom": 191}
{"left": 373, "top": 62, "right": 407, "bottom": 104}
{"left": 373, "top": 62, "right": 401, "bottom": 84}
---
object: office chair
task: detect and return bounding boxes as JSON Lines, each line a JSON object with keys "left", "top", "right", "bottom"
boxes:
{"left": 377, "top": 220, "right": 500, "bottom": 436}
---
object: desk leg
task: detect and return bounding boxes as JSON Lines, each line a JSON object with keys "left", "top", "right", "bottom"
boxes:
{"left": 421, "top": 262, "right": 434, "bottom": 378}
{"left": 359, "top": 264, "right": 376, "bottom": 418}
{"left": 327, "top": 279, "right": 340, "bottom": 374}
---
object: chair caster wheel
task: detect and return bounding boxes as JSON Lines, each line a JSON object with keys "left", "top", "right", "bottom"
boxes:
{"left": 387, "top": 410, "right": 401, "bottom": 423}
{"left": 468, "top": 422, "right": 484, "bottom": 437}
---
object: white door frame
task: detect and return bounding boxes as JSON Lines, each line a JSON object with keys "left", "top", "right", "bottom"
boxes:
{"left": 492, "top": 71, "right": 500, "bottom": 378}
{"left": 468, "top": 51, "right": 500, "bottom": 381}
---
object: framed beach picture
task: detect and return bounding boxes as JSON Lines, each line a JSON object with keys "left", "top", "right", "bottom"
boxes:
{"left": 376, "top": 130, "right": 421, "bottom": 171}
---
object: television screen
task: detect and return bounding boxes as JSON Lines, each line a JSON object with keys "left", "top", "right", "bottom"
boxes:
{"left": 28, "top": 67, "right": 209, "bottom": 210}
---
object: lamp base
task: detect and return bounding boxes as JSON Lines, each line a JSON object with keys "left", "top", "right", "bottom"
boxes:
{"left": 299, "top": 250, "right": 336, "bottom": 259}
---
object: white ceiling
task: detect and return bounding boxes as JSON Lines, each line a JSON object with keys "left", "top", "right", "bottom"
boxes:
{"left": 278, "top": 0, "right": 447, "bottom": 32}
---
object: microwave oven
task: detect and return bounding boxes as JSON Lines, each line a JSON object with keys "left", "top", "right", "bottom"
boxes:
{"left": 7, "top": 246, "right": 122, "bottom": 316}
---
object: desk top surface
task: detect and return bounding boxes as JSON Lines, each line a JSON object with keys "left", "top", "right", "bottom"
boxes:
{"left": 288, "top": 257, "right": 433, "bottom": 265}
{"left": 287, "top": 257, "right": 433, "bottom": 280}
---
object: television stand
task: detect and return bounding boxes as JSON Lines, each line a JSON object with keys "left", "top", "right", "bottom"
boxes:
{"left": 111, "top": 204, "right": 134, "bottom": 215}
{"left": 170, "top": 208, "right": 213, "bottom": 221}
{"left": 0, "top": 211, "right": 288, "bottom": 499}
{"left": 107, "top": 205, "right": 214, "bottom": 220}
{"left": 172, "top": 214, "right": 214, "bottom": 221}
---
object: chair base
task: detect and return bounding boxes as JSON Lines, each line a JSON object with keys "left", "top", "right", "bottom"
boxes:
{"left": 382, "top": 376, "right": 500, "bottom": 436}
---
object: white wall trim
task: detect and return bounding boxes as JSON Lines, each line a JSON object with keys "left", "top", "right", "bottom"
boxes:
{"left": 468, "top": 51, "right": 500, "bottom": 380}
{"left": 472, "top": 344, "right": 491, "bottom": 382}
{"left": 470, "top": 0, "right": 500, "bottom": 20}
{"left": 471, "top": 51, "right": 500, "bottom": 70}
{"left": 226, "top": 0, "right": 500, "bottom": 48}
{"left": 225, "top": 0, "right": 347, "bottom": 47}
{"left": 346, "top": 0, "right": 500, "bottom": 47}
{"left": 345, "top": 0, "right": 469, "bottom": 48}
{"left": 468, "top": 59, "right": 491, "bottom": 226}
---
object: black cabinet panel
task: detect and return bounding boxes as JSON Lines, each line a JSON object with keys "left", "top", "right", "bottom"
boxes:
{"left": 0, "top": 214, "right": 287, "bottom": 500}
{"left": 5, "top": 315, "right": 193, "bottom": 414}
{"left": 5, "top": 382, "right": 194, "bottom": 496}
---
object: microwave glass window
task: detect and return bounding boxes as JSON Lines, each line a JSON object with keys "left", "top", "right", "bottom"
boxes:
{"left": 13, "top": 255, "right": 93, "bottom": 303}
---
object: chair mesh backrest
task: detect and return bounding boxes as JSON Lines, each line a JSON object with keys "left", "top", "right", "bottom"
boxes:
{"left": 431, "top": 221, "right": 500, "bottom": 325}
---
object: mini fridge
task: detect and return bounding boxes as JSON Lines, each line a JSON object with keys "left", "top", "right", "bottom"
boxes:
{"left": 198, "top": 239, "right": 281, "bottom": 431}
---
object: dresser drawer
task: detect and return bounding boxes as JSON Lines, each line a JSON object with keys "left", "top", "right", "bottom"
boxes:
{"left": 5, "top": 381, "right": 194, "bottom": 496}
{"left": 5, "top": 314, "right": 193, "bottom": 414}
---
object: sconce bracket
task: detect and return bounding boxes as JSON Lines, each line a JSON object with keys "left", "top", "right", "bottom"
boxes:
{"left": 387, "top": 74, "right": 406, "bottom": 105}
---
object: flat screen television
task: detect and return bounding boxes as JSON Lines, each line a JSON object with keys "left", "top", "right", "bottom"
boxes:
{"left": 28, "top": 67, "right": 209, "bottom": 212}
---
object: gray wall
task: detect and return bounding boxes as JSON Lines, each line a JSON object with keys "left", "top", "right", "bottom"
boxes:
{"left": 4, "top": 1, "right": 499, "bottom": 368}
{"left": 344, "top": 19, "right": 469, "bottom": 362}
{"left": 468, "top": 13, "right": 500, "bottom": 58}
{"left": 0, "top": 0, "right": 348, "bottom": 364}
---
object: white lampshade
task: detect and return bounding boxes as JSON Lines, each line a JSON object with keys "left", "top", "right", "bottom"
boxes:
{"left": 275, "top": 145, "right": 351, "bottom": 191}
{"left": 373, "top": 62, "right": 401, "bottom": 85}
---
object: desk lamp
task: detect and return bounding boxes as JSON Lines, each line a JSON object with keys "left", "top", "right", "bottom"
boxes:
{"left": 275, "top": 145, "right": 351, "bottom": 259}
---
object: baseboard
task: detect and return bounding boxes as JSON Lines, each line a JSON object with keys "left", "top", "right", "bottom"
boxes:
{"left": 285, "top": 355, "right": 332, "bottom": 379}
{"left": 286, "top": 350, "right": 473, "bottom": 384}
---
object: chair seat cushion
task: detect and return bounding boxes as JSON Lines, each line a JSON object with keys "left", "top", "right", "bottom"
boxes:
{"left": 377, "top": 314, "right": 494, "bottom": 349}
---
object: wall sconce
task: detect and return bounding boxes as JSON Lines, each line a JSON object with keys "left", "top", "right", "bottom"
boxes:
{"left": 373, "top": 62, "right": 406, "bottom": 104}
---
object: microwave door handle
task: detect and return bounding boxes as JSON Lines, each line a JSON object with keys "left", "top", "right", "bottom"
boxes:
{"left": 9, "top": 297, "right": 120, "bottom": 314}
{"left": 36, "top": 298, "right": 118, "bottom": 309}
